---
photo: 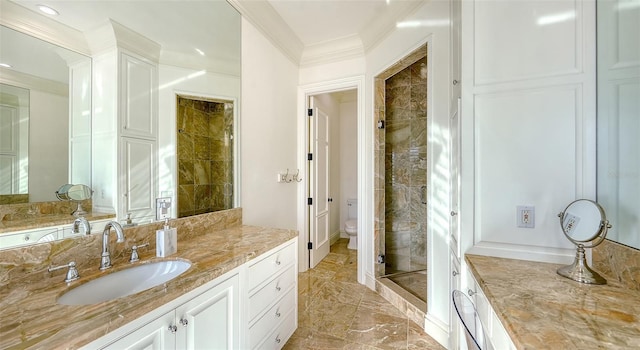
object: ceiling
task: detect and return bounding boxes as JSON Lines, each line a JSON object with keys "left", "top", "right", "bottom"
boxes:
{"left": 5, "top": 0, "right": 424, "bottom": 67}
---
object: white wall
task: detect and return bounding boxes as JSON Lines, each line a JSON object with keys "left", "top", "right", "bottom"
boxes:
{"left": 339, "top": 94, "right": 357, "bottom": 235}
{"left": 157, "top": 64, "right": 241, "bottom": 218}
{"left": 460, "top": 0, "right": 596, "bottom": 263}
{"left": 29, "top": 89, "right": 68, "bottom": 202}
{"left": 241, "top": 17, "right": 300, "bottom": 230}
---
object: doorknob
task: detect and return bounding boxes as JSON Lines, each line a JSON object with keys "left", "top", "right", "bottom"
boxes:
{"left": 451, "top": 211, "right": 458, "bottom": 216}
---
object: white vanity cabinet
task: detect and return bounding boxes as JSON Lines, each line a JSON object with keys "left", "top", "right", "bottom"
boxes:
{"left": 246, "top": 241, "right": 298, "bottom": 349}
{"left": 84, "top": 237, "right": 298, "bottom": 350}
{"left": 93, "top": 271, "right": 241, "bottom": 350}
{"left": 0, "top": 218, "right": 113, "bottom": 250}
{"left": 0, "top": 227, "right": 59, "bottom": 249}
{"left": 465, "top": 269, "right": 516, "bottom": 350}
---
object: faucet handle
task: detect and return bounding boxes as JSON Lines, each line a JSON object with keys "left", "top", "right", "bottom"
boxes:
{"left": 48, "top": 261, "right": 80, "bottom": 283}
{"left": 130, "top": 243, "right": 150, "bottom": 263}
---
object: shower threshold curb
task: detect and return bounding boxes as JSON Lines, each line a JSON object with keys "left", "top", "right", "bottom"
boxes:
{"left": 375, "top": 277, "right": 426, "bottom": 329}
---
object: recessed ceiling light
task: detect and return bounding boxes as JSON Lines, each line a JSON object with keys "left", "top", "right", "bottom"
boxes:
{"left": 37, "top": 4, "right": 59, "bottom": 16}
{"left": 0, "top": 63, "right": 12, "bottom": 68}
{"left": 195, "top": 48, "right": 205, "bottom": 56}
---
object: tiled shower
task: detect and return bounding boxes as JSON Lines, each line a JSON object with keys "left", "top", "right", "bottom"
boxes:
{"left": 375, "top": 44, "right": 428, "bottom": 304}
{"left": 176, "top": 96, "right": 234, "bottom": 217}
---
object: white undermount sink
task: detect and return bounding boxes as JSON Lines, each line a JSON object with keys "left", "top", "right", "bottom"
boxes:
{"left": 57, "top": 260, "right": 191, "bottom": 305}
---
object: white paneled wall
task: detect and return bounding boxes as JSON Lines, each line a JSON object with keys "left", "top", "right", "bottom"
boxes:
{"left": 461, "top": 1, "right": 596, "bottom": 263}
{"left": 596, "top": 0, "right": 640, "bottom": 249}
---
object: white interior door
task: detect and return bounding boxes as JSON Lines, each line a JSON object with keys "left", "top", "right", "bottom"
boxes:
{"left": 309, "top": 96, "right": 331, "bottom": 268}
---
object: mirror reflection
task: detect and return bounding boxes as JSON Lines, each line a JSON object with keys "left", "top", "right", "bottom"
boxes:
{"left": 596, "top": 0, "right": 640, "bottom": 250}
{"left": 0, "top": 25, "right": 92, "bottom": 204}
{"left": 176, "top": 96, "right": 235, "bottom": 217}
{"left": 0, "top": 0, "right": 241, "bottom": 247}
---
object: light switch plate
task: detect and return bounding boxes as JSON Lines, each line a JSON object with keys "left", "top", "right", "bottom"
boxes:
{"left": 156, "top": 197, "right": 172, "bottom": 221}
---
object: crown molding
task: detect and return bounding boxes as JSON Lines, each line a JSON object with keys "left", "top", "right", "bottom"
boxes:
{"left": 1, "top": 69, "right": 68, "bottom": 96}
{"left": 84, "top": 19, "right": 161, "bottom": 62}
{"left": 300, "top": 35, "right": 364, "bottom": 67}
{"left": 0, "top": 0, "right": 90, "bottom": 55}
{"left": 227, "top": 0, "right": 303, "bottom": 65}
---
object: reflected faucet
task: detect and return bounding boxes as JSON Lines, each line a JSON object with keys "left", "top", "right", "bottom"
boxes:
{"left": 100, "top": 221, "right": 125, "bottom": 270}
{"left": 72, "top": 217, "right": 90, "bottom": 235}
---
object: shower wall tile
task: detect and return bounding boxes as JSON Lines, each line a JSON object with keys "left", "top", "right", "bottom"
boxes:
{"left": 193, "top": 160, "right": 210, "bottom": 185}
{"left": 177, "top": 97, "right": 234, "bottom": 217}
{"left": 178, "top": 159, "right": 194, "bottom": 185}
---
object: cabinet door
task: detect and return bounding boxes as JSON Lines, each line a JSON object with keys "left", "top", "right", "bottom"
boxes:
{"left": 103, "top": 310, "right": 175, "bottom": 350}
{"left": 120, "top": 52, "right": 157, "bottom": 139}
{"left": 176, "top": 274, "right": 240, "bottom": 350}
{"left": 121, "top": 137, "right": 157, "bottom": 222}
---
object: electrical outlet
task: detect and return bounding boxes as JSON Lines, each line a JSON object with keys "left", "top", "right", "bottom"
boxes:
{"left": 517, "top": 206, "right": 535, "bottom": 228}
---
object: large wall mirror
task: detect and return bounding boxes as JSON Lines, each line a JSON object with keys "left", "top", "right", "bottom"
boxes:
{"left": 0, "top": 0, "right": 241, "bottom": 246}
{"left": 0, "top": 25, "right": 92, "bottom": 204}
{"left": 596, "top": 0, "right": 640, "bottom": 250}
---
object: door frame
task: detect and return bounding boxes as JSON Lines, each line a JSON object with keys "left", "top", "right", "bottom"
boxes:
{"left": 296, "top": 76, "right": 366, "bottom": 285}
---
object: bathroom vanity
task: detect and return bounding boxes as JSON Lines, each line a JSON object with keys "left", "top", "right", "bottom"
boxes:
{"left": 0, "top": 218, "right": 298, "bottom": 349}
{"left": 465, "top": 254, "right": 640, "bottom": 349}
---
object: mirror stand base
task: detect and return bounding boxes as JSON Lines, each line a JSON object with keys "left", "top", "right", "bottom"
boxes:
{"left": 557, "top": 245, "right": 607, "bottom": 285}
{"left": 73, "top": 202, "right": 87, "bottom": 217}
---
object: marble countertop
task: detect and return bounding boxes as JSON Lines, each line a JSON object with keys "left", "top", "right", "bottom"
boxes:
{"left": 0, "top": 211, "right": 115, "bottom": 233}
{"left": 466, "top": 254, "right": 640, "bottom": 349}
{"left": 0, "top": 225, "right": 297, "bottom": 349}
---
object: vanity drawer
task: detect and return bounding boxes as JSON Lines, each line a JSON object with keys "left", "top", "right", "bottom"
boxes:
{"left": 249, "top": 287, "right": 296, "bottom": 349}
{"left": 0, "top": 227, "right": 59, "bottom": 250}
{"left": 249, "top": 264, "right": 296, "bottom": 322}
{"left": 247, "top": 241, "right": 296, "bottom": 291}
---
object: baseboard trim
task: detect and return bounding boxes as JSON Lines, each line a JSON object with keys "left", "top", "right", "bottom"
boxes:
{"left": 424, "top": 313, "right": 450, "bottom": 349}
{"left": 468, "top": 241, "right": 575, "bottom": 265}
{"left": 330, "top": 230, "right": 341, "bottom": 246}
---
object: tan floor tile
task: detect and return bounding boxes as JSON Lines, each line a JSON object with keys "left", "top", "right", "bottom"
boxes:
{"left": 286, "top": 239, "right": 443, "bottom": 350}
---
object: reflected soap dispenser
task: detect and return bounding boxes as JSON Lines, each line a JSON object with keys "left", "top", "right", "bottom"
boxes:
{"left": 156, "top": 218, "right": 177, "bottom": 257}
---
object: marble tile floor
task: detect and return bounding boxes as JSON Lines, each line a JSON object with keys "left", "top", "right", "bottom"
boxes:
{"left": 284, "top": 239, "right": 444, "bottom": 350}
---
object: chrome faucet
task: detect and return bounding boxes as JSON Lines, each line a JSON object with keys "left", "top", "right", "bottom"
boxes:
{"left": 100, "top": 221, "right": 125, "bottom": 270}
{"left": 72, "top": 217, "right": 90, "bottom": 235}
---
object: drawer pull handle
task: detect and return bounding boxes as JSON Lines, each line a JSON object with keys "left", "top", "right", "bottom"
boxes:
{"left": 275, "top": 284, "right": 281, "bottom": 292}
{"left": 168, "top": 325, "right": 178, "bottom": 333}
{"left": 180, "top": 318, "right": 188, "bottom": 327}
{"left": 468, "top": 289, "right": 475, "bottom": 296}
{"left": 275, "top": 309, "right": 281, "bottom": 318}
{"left": 275, "top": 335, "right": 281, "bottom": 344}
{"left": 275, "top": 259, "right": 281, "bottom": 266}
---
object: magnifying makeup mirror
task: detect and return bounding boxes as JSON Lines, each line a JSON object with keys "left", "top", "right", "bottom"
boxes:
{"left": 56, "top": 184, "right": 93, "bottom": 217}
{"left": 557, "top": 199, "right": 612, "bottom": 285}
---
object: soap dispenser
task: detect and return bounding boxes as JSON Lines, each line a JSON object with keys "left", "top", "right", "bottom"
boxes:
{"left": 156, "top": 218, "right": 177, "bottom": 257}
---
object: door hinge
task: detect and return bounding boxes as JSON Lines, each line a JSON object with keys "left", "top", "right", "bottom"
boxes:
{"left": 307, "top": 153, "right": 313, "bottom": 161}
{"left": 308, "top": 108, "right": 313, "bottom": 116}
{"left": 307, "top": 198, "right": 312, "bottom": 205}
{"left": 308, "top": 242, "right": 313, "bottom": 250}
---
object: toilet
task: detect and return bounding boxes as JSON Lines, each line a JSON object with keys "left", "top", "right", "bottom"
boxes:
{"left": 345, "top": 199, "right": 358, "bottom": 250}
